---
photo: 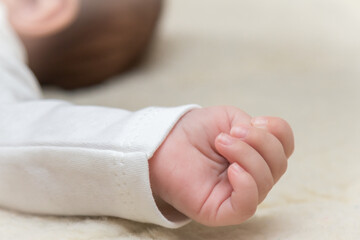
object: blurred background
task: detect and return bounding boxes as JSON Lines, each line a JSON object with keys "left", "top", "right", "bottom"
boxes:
{"left": 10, "top": 0, "right": 360, "bottom": 239}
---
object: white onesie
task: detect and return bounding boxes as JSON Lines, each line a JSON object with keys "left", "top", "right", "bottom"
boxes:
{"left": 0, "top": 3, "right": 197, "bottom": 228}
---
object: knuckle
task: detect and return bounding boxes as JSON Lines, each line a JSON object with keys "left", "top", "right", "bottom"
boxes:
{"left": 274, "top": 155, "right": 288, "bottom": 183}
{"left": 258, "top": 174, "right": 274, "bottom": 203}
{"left": 280, "top": 156, "right": 288, "bottom": 175}
{"left": 273, "top": 119, "right": 295, "bottom": 151}
{"left": 274, "top": 151, "right": 288, "bottom": 178}
{"left": 272, "top": 118, "right": 291, "bottom": 135}
{"left": 262, "top": 175, "right": 274, "bottom": 195}
{"left": 241, "top": 203, "right": 257, "bottom": 221}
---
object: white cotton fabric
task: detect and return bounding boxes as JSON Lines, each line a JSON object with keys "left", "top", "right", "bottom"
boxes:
{"left": 0, "top": 3, "right": 196, "bottom": 228}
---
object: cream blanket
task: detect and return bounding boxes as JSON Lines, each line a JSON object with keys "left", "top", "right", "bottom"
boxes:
{"left": 1, "top": 0, "right": 360, "bottom": 239}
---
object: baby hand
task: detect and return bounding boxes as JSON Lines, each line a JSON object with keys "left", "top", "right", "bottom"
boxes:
{"left": 149, "top": 106, "right": 294, "bottom": 226}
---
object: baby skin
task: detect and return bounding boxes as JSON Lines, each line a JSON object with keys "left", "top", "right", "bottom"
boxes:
{"left": 150, "top": 106, "right": 294, "bottom": 226}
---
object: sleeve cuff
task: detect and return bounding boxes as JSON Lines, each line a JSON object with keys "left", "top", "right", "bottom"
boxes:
{"left": 120, "top": 104, "right": 200, "bottom": 228}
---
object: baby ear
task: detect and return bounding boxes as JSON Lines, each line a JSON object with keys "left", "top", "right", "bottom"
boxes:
{"left": 5, "top": 0, "right": 79, "bottom": 37}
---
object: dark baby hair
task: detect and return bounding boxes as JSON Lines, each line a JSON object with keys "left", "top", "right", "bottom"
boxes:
{"left": 23, "top": 0, "right": 162, "bottom": 89}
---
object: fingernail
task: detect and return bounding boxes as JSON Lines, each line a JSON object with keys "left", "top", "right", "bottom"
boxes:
{"left": 230, "top": 126, "right": 249, "bottom": 138}
{"left": 251, "top": 117, "right": 268, "bottom": 129}
{"left": 231, "top": 162, "right": 244, "bottom": 173}
{"left": 217, "top": 133, "right": 235, "bottom": 145}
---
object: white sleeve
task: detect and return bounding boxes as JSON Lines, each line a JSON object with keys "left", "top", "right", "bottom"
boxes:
{"left": 0, "top": 4, "right": 196, "bottom": 228}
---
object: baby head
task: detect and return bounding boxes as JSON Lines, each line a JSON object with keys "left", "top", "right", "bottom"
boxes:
{"left": 3, "top": 0, "right": 162, "bottom": 89}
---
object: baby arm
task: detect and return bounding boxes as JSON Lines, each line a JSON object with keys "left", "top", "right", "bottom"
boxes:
{"left": 1, "top": 3, "right": 294, "bottom": 228}
{"left": 1, "top": 4, "right": 196, "bottom": 228}
{"left": 149, "top": 106, "right": 294, "bottom": 226}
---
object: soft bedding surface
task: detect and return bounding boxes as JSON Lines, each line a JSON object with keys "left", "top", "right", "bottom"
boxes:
{"left": 1, "top": 0, "right": 360, "bottom": 239}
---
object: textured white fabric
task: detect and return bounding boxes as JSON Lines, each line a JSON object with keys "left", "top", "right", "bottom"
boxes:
{"left": 0, "top": 3, "right": 196, "bottom": 228}
{"left": 1, "top": 0, "right": 360, "bottom": 238}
